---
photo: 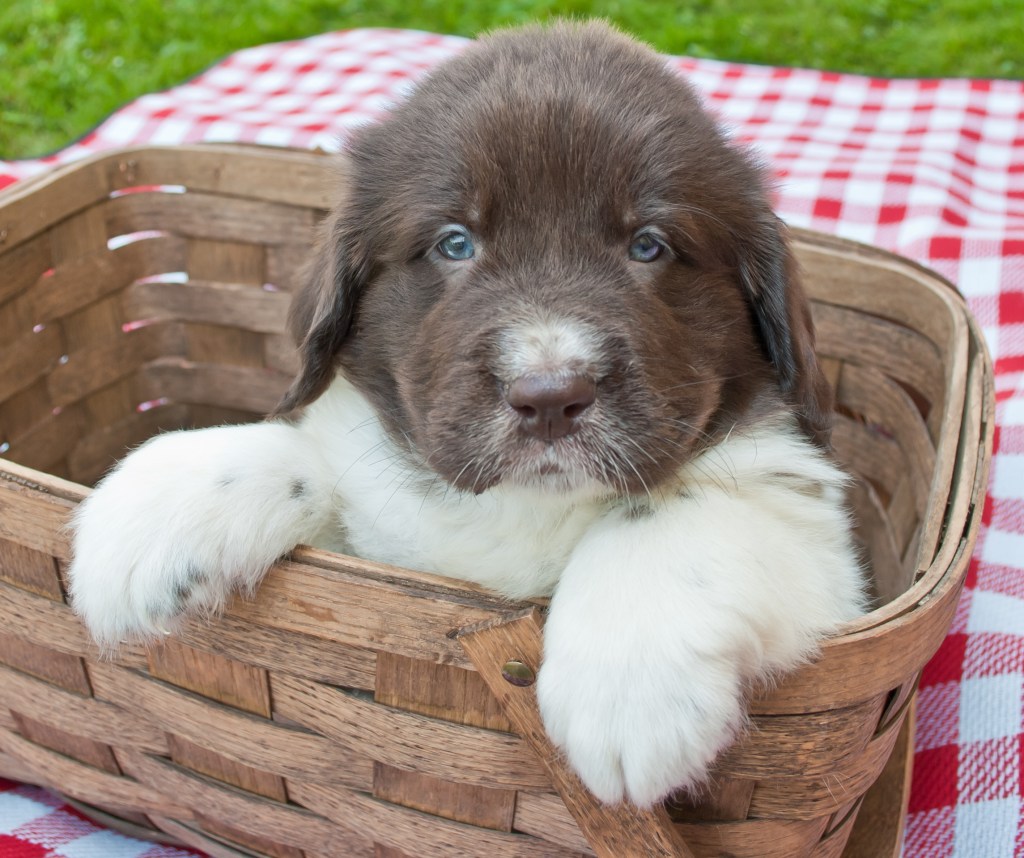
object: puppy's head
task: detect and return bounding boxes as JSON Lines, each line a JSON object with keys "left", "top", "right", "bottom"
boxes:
{"left": 278, "top": 22, "right": 832, "bottom": 495}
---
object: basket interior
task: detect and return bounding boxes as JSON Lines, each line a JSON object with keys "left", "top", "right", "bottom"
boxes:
{"left": 0, "top": 153, "right": 317, "bottom": 491}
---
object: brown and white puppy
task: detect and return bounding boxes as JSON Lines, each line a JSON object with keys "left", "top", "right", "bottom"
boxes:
{"left": 69, "top": 22, "right": 866, "bottom": 807}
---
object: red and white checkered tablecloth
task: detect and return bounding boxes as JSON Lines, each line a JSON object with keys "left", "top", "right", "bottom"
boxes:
{"left": 1, "top": 28, "right": 1022, "bottom": 858}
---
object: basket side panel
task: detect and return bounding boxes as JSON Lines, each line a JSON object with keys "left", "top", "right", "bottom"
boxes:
{"left": 373, "top": 654, "right": 519, "bottom": 836}
{"left": 0, "top": 530, "right": 157, "bottom": 830}
{"left": 747, "top": 706, "right": 910, "bottom": 821}
{"left": 145, "top": 636, "right": 304, "bottom": 858}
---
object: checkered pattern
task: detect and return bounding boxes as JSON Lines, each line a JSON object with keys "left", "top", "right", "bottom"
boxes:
{"left": 1, "top": 28, "right": 1022, "bottom": 858}
{"left": 0, "top": 778, "right": 201, "bottom": 856}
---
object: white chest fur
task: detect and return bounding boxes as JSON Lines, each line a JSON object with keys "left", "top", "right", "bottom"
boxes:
{"left": 300, "top": 377, "right": 609, "bottom": 598}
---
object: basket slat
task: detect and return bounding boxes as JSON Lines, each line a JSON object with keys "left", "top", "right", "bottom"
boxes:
{"left": 105, "top": 145, "right": 339, "bottom": 209}
{"left": 178, "top": 615, "right": 377, "bottom": 690}
{"left": 512, "top": 792, "right": 595, "bottom": 854}
{"left": 714, "top": 695, "right": 886, "bottom": 778}
{"left": 105, "top": 192, "right": 315, "bottom": 248}
{"left": 271, "top": 672, "right": 551, "bottom": 790}
{"left": 225, "top": 556, "right": 517, "bottom": 669}
{"left": 837, "top": 364, "right": 936, "bottom": 512}
{"left": 746, "top": 715, "right": 907, "bottom": 819}
{"left": 0, "top": 536, "right": 63, "bottom": 599}
{"left": 797, "top": 240, "right": 967, "bottom": 353}
{"left": 140, "top": 358, "right": 291, "bottom": 415}
{"left": 0, "top": 728, "right": 192, "bottom": 816}
{"left": 126, "top": 279, "right": 291, "bottom": 334}
{"left": 120, "top": 750, "right": 343, "bottom": 854}
{"left": 674, "top": 817, "right": 828, "bottom": 858}
{"left": 88, "top": 662, "right": 376, "bottom": 792}
{"left": 0, "top": 661, "right": 167, "bottom": 752}
{"left": 832, "top": 415, "right": 903, "bottom": 495}
{"left": 846, "top": 481, "right": 909, "bottom": 603}
{"left": 289, "top": 779, "right": 582, "bottom": 858}
{"left": 0, "top": 327, "right": 63, "bottom": 403}
{"left": 375, "top": 652, "right": 516, "bottom": 732}
{"left": 811, "top": 302, "right": 946, "bottom": 412}
{"left": 5, "top": 238, "right": 184, "bottom": 343}
{"left": 0, "top": 233, "right": 52, "bottom": 306}
{"left": 373, "top": 762, "right": 518, "bottom": 832}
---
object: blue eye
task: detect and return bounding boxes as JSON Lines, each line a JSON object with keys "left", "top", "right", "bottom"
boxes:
{"left": 437, "top": 227, "right": 475, "bottom": 261}
{"left": 629, "top": 231, "right": 665, "bottom": 263}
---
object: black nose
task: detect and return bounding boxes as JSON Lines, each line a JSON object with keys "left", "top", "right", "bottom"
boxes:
{"left": 506, "top": 373, "right": 596, "bottom": 440}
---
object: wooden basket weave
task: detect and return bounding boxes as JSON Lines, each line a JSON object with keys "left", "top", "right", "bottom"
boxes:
{"left": 0, "top": 145, "right": 993, "bottom": 858}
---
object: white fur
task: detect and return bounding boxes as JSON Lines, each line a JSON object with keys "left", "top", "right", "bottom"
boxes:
{"left": 68, "top": 375, "right": 865, "bottom": 805}
{"left": 536, "top": 425, "right": 866, "bottom": 805}
{"left": 69, "top": 423, "right": 340, "bottom": 646}
{"left": 499, "top": 316, "right": 604, "bottom": 379}
{"left": 300, "top": 379, "right": 607, "bottom": 597}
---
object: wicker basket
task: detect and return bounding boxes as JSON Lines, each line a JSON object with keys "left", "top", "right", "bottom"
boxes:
{"left": 0, "top": 145, "right": 993, "bottom": 858}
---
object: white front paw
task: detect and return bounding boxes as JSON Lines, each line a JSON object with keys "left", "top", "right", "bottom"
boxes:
{"left": 69, "top": 423, "right": 333, "bottom": 647}
{"left": 536, "top": 622, "right": 744, "bottom": 807}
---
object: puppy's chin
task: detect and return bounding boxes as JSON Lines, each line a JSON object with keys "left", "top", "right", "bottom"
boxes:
{"left": 437, "top": 429, "right": 684, "bottom": 500}
{"left": 439, "top": 450, "right": 609, "bottom": 499}
{"left": 500, "top": 446, "right": 614, "bottom": 499}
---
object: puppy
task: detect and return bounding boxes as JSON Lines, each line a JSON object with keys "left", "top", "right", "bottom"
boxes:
{"left": 69, "top": 22, "right": 867, "bottom": 807}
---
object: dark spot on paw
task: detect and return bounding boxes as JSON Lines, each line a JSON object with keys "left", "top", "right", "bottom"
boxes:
{"left": 172, "top": 582, "right": 192, "bottom": 607}
{"left": 172, "top": 564, "right": 208, "bottom": 607}
{"left": 216, "top": 475, "right": 236, "bottom": 489}
{"left": 290, "top": 479, "right": 308, "bottom": 499}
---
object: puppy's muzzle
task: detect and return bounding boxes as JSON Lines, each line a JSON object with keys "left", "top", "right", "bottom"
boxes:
{"left": 506, "top": 373, "right": 596, "bottom": 441}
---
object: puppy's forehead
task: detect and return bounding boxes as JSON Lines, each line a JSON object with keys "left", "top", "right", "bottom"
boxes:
{"left": 344, "top": 23, "right": 756, "bottom": 260}
{"left": 377, "top": 29, "right": 712, "bottom": 216}
{"left": 465, "top": 115, "right": 666, "bottom": 239}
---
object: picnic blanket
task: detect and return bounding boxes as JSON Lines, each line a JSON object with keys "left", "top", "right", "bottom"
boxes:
{"left": 1, "top": 28, "right": 1022, "bottom": 858}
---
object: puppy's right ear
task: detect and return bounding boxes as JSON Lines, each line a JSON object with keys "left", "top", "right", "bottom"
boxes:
{"left": 273, "top": 180, "right": 372, "bottom": 416}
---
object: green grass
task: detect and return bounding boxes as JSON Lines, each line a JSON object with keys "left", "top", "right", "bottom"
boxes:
{"left": 2, "top": 0, "right": 1022, "bottom": 159}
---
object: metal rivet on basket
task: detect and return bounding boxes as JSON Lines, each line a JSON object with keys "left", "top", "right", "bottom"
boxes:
{"left": 501, "top": 660, "right": 535, "bottom": 687}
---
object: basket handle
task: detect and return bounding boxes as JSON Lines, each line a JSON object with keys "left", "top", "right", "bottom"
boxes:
{"left": 458, "top": 608, "right": 696, "bottom": 858}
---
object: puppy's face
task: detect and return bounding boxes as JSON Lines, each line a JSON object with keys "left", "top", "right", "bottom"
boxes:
{"left": 280, "top": 23, "right": 832, "bottom": 496}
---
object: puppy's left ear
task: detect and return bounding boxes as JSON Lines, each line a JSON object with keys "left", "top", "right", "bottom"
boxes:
{"left": 739, "top": 214, "right": 834, "bottom": 446}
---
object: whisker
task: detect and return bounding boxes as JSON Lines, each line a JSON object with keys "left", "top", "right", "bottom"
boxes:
{"left": 371, "top": 467, "right": 420, "bottom": 529}
{"left": 656, "top": 369, "right": 762, "bottom": 395}
{"left": 446, "top": 456, "right": 480, "bottom": 498}
{"left": 690, "top": 456, "right": 737, "bottom": 494}
{"left": 331, "top": 439, "right": 393, "bottom": 488}
{"left": 417, "top": 475, "right": 443, "bottom": 517}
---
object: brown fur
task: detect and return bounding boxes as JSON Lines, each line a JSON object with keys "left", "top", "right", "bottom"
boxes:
{"left": 276, "top": 21, "right": 833, "bottom": 494}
